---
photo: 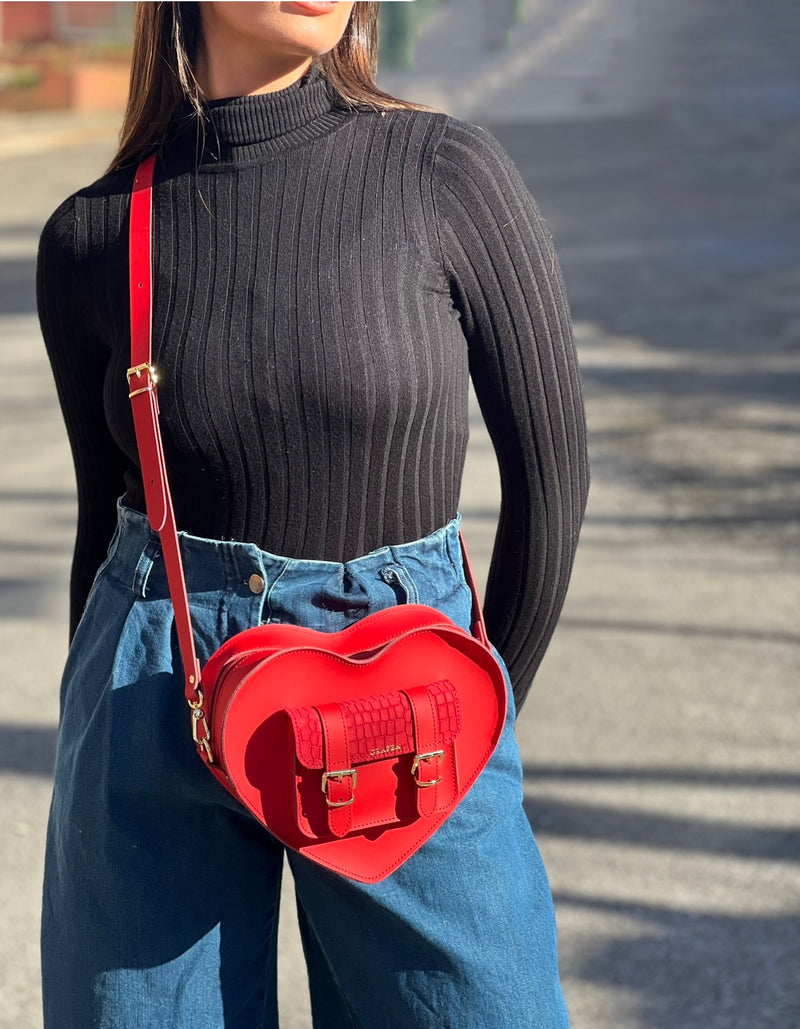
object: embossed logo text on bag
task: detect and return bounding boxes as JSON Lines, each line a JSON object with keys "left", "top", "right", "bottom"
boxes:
{"left": 370, "top": 744, "right": 402, "bottom": 757}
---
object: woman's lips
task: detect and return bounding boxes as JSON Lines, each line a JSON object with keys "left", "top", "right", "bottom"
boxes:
{"left": 284, "top": 1, "right": 339, "bottom": 14}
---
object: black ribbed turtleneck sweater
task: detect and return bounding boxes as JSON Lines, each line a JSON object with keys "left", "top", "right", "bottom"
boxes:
{"left": 37, "top": 68, "right": 588, "bottom": 711}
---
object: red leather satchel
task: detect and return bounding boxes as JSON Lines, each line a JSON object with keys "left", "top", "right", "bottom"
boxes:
{"left": 128, "top": 154, "right": 507, "bottom": 882}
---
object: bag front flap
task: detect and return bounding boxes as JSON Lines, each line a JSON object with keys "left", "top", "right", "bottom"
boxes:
{"left": 287, "top": 678, "right": 461, "bottom": 770}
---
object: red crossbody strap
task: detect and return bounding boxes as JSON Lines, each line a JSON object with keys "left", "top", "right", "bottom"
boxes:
{"left": 129, "top": 153, "right": 202, "bottom": 704}
{"left": 458, "top": 535, "right": 489, "bottom": 648}
{"left": 129, "top": 155, "right": 166, "bottom": 530}
{"left": 127, "top": 156, "right": 491, "bottom": 703}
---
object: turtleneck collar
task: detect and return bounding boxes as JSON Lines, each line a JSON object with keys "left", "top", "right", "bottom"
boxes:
{"left": 169, "top": 65, "right": 349, "bottom": 166}
{"left": 203, "top": 64, "right": 336, "bottom": 145}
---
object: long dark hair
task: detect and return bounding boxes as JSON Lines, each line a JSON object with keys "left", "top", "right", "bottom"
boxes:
{"left": 108, "top": 2, "right": 427, "bottom": 173}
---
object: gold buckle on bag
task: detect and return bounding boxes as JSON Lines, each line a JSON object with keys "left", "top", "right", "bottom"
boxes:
{"left": 321, "top": 769, "right": 357, "bottom": 808}
{"left": 411, "top": 750, "right": 444, "bottom": 788}
{"left": 127, "top": 363, "right": 158, "bottom": 399}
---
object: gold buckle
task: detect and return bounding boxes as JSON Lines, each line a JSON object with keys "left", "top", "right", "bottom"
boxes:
{"left": 411, "top": 750, "right": 444, "bottom": 787}
{"left": 321, "top": 768, "right": 357, "bottom": 808}
{"left": 127, "top": 363, "right": 158, "bottom": 399}
{"left": 188, "top": 689, "right": 214, "bottom": 763}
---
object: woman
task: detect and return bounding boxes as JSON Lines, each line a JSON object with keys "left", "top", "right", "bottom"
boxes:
{"left": 37, "top": 3, "right": 588, "bottom": 1026}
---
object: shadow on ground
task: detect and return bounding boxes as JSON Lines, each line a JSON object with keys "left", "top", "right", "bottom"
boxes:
{"left": 0, "top": 724, "right": 57, "bottom": 776}
{"left": 523, "top": 762, "right": 799, "bottom": 1028}
{"left": 555, "top": 892, "right": 800, "bottom": 1029}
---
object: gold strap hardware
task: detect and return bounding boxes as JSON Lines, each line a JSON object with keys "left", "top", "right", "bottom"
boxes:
{"left": 321, "top": 768, "right": 357, "bottom": 808}
{"left": 188, "top": 689, "right": 214, "bottom": 763}
{"left": 411, "top": 750, "right": 445, "bottom": 788}
{"left": 127, "top": 363, "right": 158, "bottom": 399}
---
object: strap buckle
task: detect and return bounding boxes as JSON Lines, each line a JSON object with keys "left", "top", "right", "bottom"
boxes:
{"left": 321, "top": 768, "right": 357, "bottom": 808}
{"left": 411, "top": 750, "right": 444, "bottom": 788}
{"left": 127, "top": 363, "right": 158, "bottom": 399}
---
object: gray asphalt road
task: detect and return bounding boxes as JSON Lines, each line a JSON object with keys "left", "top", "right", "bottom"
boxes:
{"left": 2, "top": 1, "right": 798, "bottom": 1026}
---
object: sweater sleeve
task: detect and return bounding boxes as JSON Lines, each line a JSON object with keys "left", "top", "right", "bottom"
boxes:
{"left": 37, "top": 198, "right": 130, "bottom": 640}
{"left": 432, "top": 119, "right": 589, "bottom": 712}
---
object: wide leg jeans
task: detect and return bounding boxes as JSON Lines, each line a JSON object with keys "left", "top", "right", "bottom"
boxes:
{"left": 42, "top": 502, "right": 569, "bottom": 1028}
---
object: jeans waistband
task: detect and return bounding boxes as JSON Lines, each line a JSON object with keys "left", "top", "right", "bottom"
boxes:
{"left": 108, "top": 501, "right": 465, "bottom": 599}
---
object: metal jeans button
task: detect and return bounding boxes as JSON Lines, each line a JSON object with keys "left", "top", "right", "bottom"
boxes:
{"left": 248, "top": 573, "right": 265, "bottom": 595}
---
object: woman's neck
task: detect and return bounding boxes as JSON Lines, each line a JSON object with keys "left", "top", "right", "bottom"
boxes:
{"left": 194, "top": 35, "right": 313, "bottom": 100}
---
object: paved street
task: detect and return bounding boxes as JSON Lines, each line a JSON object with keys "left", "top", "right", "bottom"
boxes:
{"left": 1, "top": 1, "right": 798, "bottom": 1026}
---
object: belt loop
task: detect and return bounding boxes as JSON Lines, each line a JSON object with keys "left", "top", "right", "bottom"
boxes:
{"left": 131, "top": 539, "right": 160, "bottom": 598}
{"left": 444, "top": 518, "right": 465, "bottom": 578}
{"left": 262, "top": 558, "right": 290, "bottom": 624}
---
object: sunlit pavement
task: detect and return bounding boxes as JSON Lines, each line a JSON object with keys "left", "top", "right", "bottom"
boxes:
{"left": 1, "top": 2, "right": 798, "bottom": 1026}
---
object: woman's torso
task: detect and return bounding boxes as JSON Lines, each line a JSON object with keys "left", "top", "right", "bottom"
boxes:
{"left": 74, "top": 74, "right": 470, "bottom": 559}
{"left": 39, "top": 67, "right": 589, "bottom": 702}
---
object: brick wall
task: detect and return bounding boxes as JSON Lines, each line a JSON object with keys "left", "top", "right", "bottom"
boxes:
{"left": 0, "top": 2, "right": 133, "bottom": 45}
{"left": 1, "top": 2, "right": 53, "bottom": 44}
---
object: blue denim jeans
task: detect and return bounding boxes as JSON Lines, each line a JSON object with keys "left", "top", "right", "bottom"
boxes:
{"left": 42, "top": 502, "right": 569, "bottom": 1028}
